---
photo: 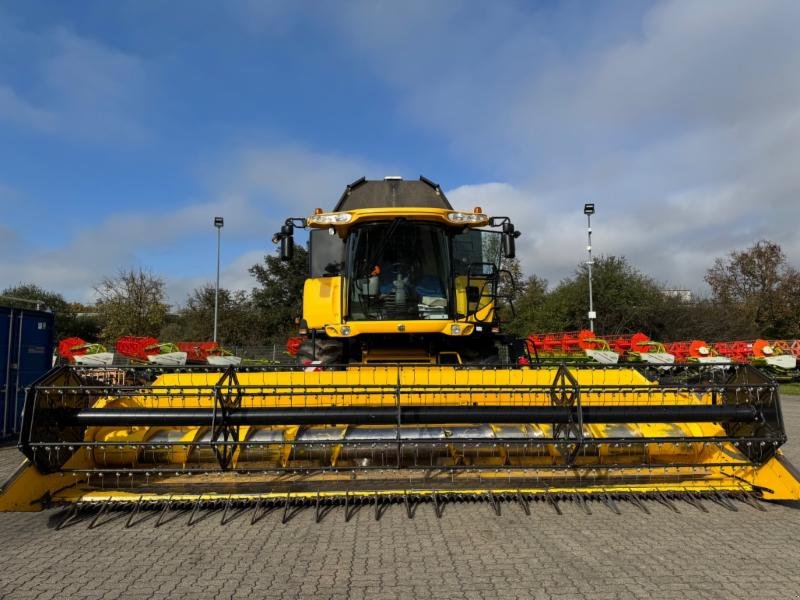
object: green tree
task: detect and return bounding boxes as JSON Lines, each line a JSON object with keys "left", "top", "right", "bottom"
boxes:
{"left": 66, "top": 302, "right": 103, "bottom": 341}
{"left": 167, "top": 285, "right": 261, "bottom": 346}
{"left": 494, "top": 255, "right": 524, "bottom": 325}
{"left": 250, "top": 245, "right": 309, "bottom": 340}
{"left": 553, "top": 256, "right": 670, "bottom": 335}
{"left": 705, "top": 240, "right": 800, "bottom": 338}
{"left": 506, "top": 274, "right": 548, "bottom": 335}
{"left": 653, "top": 297, "right": 757, "bottom": 342}
{"left": 94, "top": 268, "right": 169, "bottom": 342}
{"left": 508, "top": 256, "right": 678, "bottom": 338}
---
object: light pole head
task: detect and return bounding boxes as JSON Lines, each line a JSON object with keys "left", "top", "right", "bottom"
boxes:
{"left": 214, "top": 217, "right": 224, "bottom": 228}
{"left": 583, "top": 203, "right": 595, "bottom": 216}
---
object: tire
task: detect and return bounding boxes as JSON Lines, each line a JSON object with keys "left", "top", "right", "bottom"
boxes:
{"left": 297, "top": 337, "right": 344, "bottom": 366}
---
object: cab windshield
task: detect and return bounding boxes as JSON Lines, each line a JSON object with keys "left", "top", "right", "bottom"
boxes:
{"left": 347, "top": 221, "right": 451, "bottom": 320}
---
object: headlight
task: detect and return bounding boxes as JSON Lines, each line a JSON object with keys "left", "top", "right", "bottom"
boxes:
{"left": 447, "top": 212, "right": 490, "bottom": 225}
{"left": 450, "top": 324, "right": 462, "bottom": 335}
{"left": 307, "top": 212, "right": 353, "bottom": 225}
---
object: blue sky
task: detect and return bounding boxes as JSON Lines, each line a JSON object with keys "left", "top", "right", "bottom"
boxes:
{"left": 2, "top": 1, "right": 799, "bottom": 306}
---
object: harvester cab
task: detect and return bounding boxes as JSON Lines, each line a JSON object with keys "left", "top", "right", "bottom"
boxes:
{"left": 2, "top": 175, "right": 800, "bottom": 520}
{"left": 273, "top": 176, "right": 522, "bottom": 366}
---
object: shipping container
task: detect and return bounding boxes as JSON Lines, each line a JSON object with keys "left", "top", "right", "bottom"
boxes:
{"left": 1, "top": 306, "right": 55, "bottom": 438}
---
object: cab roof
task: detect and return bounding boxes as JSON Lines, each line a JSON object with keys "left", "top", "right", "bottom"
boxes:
{"left": 333, "top": 176, "right": 453, "bottom": 212}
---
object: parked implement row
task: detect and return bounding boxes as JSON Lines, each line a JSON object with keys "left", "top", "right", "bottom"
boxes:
{"left": 528, "top": 332, "right": 798, "bottom": 380}
{"left": 58, "top": 337, "right": 243, "bottom": 367}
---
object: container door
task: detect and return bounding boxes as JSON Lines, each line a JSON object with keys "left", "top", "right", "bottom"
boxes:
{"left": 14, "top": 311, "right": 54, "bottom": 434}
{"left": 0, "top": 308, "right": 11, "bottom": 436}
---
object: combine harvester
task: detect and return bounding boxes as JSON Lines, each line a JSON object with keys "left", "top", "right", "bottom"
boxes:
{"left": 2, "top": 176, "right": 800, "bottom": 521}
{"left": 527, "top": 330, "right": 619, "bottom": 364}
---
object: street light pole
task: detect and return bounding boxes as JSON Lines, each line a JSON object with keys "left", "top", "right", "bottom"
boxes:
{"left": 213, "top": 217, "right": 224, "bottom": 342}
{"left": 583, "top": 204, "right": 596, "bottom": 332}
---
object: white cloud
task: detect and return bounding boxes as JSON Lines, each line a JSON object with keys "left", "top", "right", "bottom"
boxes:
{"left": 319, "top": 0, "right": 800, "bottom": 288}
{"left": 0, "top": 22, "right": 149, "bottom": 141}
{"left": 447, "top": 177, "right": 797, "bottom": 294}
{"left": 0, "top": 143, "right": 381, "bottom": 304}
{"left": 0, "top": 85, "right": 57, "bottom": 132}
{"left": 6, "top": 0, "right": 800, "bottom": 303}
{"left": 211, "top": 143, "right": 392, "bottom": 214}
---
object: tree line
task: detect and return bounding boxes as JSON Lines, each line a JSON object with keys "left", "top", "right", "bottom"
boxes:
{"left": 506, "top": 240, "right": 800, "bottom": 341}
{"left": 1, "top": 247, "right": 309, "bottom": 347}
{"left": 2, "top": 239, "right": 798, "bottom": 346}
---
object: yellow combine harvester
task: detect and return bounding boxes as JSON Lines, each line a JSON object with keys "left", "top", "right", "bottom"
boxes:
{"left": 2, "top": 176, "right": 800, "bottom": 524}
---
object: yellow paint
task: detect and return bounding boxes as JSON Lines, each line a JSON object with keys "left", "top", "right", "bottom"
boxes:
{"left": 454, "top": 275, "right": 495, "bottom": 323}
{"left": 3, "top": 363, "right": 800, "bottom": 510}
{"left": 0, "top": 452, "right": 89, "bottom": 512}
{"left": 323, "top": 320, "right": 475, "bottom": 338}
{"left": 308, "top": 207, "right": 478, "bottom": 236}
{"left": 303, "top": 276, "right": 342, "bottom": 329}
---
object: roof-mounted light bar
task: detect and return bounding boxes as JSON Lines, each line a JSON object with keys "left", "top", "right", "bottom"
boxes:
{"left": 307, "top": 212, "right": 353, "bottom": 225}
{"left": 447, "top": 211, "right": 490, "bottom": 225}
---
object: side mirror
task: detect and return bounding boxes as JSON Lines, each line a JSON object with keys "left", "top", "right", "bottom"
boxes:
{"left": 502, "top": 221, "right": 517, "bottom": 259}
{"left": 281, "top": 234, "right": 294, "bottom": 261}
{"left": 279, "top": 223, "right": 294, "bottom": 261}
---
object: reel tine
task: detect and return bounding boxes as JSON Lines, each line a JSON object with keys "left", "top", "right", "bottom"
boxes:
{"left": 736, "top": 492, "right": 767, "bottom": 512}
{"left": 628, "top": 494, "right": 650, "bottom": 515}
{"left": 547, "top": 494, "right": 562, "bottom": 515}
{"left": 682, "top": 493, "right": 708, "bottom": 513}
{"left": 125, "top": 495, "right": 144, "bottom": 529}
{"left": 433, "top": 491, "right": 443, "bottom": 518}
{"left": 315, "top": 493, "right": 322, "bottom": 524}
{"left": 56, "top": 502, "right": 81, "bottom": 531}
{"left": 220, "top": 495, "right": 233, "bottom": 525}
{"left": 251, "top": 498, "right": 264, "bottom": 525}
{"left": 654, "top": 493, "right": 680, "bottom": 513}
{"left": 404, "top": 492, "right": 413, "bottom": 519}
{"left": 601, "top": 494, "right": 621, "bottom": 515}
{"left": 88, "top": 498, "right": 112, "bottom": 529}
{"left": 487, "top": 491, "right": 500, "bottom": 516}
{"left": 155, "top": 495, "right": 174, "bottom": 528}
{"left": 516, "top": 490, "right": 530, "bottom": 516}
{"left": 710, "top": 492, "right": 738, "bottom": 512}
{"left": 344, "top": 491, "right": 352, "bottom": 523}
{"left": 187, "top": 495, "right": 203, "bottom": 526}
{"left": 282, "top": 493, "right": 291, "bottom": 524}
{"left": 577, "top": 494, "right": 591, "bottom": 515}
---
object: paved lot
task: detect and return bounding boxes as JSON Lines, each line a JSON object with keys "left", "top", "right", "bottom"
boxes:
{"left": 1, "top": 398, "right": 800, "bottom": 600}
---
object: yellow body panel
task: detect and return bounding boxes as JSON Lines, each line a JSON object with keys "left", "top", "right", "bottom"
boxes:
{"left": 303, "top": 276, "right": 343, "bottom": 329}
{"left": 454, "top": 275, "right": 495, "bottom": 323}
{"left": 0, "top": 450, "right": 88, "bottom": 511}
{"left": 324, "top": 320, "right": 474, "bottom": 337}
{"left": 309, "top": 207, "right": 483, "bottom": 235}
